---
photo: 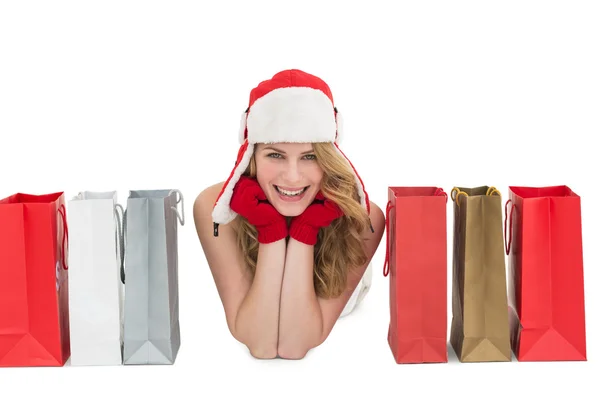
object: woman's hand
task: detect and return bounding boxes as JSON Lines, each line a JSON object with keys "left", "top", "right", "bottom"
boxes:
{"left": 230, "top": 175, "right": 288, "bottom": 244}
{"left": 289, "top": 191, "right": 344, "bottom": 246}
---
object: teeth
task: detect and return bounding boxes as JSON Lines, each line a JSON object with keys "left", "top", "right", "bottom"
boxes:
{"left": 276, "top": 186, "right": 306, "bottom": 196}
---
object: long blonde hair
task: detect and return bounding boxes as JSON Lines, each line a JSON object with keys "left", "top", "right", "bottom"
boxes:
{"left": 232, "top": 142, "right": 371, "bottom": 298}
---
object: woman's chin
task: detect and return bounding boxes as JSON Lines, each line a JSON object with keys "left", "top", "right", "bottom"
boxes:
{"left": 273, "top": 199, "right": 307, "bottom": 217}
{"left": 272, "top": 202, "right": 308, "bottom": 217}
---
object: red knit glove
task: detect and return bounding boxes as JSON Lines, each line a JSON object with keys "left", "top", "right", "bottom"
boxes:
{"left": 230, "top": 176, "right": 288, "bottom": 244}
{"left": 289, "top": 191, "right": 344, "bottom": 246}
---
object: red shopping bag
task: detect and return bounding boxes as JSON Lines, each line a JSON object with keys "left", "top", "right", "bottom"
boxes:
{"left": 0, "top": 192, "right": 71, "bottom": 367}
{"left": 383, "top": 187, "right": 448, "bottom": 364}
{"left": 505, "top": 185, "right": 586, "bottom": 361}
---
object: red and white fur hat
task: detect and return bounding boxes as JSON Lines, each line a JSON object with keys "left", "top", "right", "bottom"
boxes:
{"left": 212, "top": 69, "right": 370, "bottom": 234}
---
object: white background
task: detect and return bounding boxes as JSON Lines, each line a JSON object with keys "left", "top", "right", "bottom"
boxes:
{"left": 1, "top": 0, "right": 599, "bottom": 398}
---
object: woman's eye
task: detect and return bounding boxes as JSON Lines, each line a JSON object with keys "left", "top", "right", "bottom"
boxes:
{"left": 266, "top": 153, "right": 315, "bottom": 160}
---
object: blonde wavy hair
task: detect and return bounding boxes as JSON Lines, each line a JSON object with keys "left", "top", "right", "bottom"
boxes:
{"left": 232, "top": 142, "right": 371, "bottom": 298}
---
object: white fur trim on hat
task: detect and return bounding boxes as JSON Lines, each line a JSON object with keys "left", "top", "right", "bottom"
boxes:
{"left": 212, "top": 142, "right": 255, "bottom": 225}
{"left": 246, "top": 87, "right": 336, "bottom": 144}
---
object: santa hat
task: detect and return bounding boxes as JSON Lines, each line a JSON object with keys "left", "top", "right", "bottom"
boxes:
{"left": 212, "top": 69, "right": 371, "bottom": 235}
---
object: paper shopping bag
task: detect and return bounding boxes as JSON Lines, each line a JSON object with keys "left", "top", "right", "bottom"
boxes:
{"left": 0, "top": 192, "right": 70, "bottom": 367}
{"left": 449, "top": 186, "right": 511, "bottom": 362}
{"left": 67, "top": 191, "right": 125, "bottom": 366}
{"left": 505, "top": 185, "right": 586, "bottom": 361}
{"left": 383, "top": 187, "right": 448, "bottom": 364}
{"left": 122, "top": 189, "right": 184, "bottom": 365}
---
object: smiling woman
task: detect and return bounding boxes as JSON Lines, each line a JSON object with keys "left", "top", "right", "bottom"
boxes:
{"left": 193, "top": 69, "right": 385, "bottom": 360}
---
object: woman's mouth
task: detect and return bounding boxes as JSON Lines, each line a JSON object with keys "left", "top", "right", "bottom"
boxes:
{"left": 274, "top": 185, "right": 309, "bottom": 201}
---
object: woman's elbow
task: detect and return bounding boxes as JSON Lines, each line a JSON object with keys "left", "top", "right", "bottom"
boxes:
{"left": 277, "top": 343, "right": 311, "bottom": 360}
{"left": 278, "top": 328, "right": 326, "bottom": 359}
{"left": 228, "top": 324, "right": 278, "bottom": 359}
{"left": 248, "top": 344, "right": 278, "bottom": 359}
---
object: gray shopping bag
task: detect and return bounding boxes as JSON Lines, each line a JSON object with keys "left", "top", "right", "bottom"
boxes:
{"left": 122, "top": 189, "right": 184, "bottom": 365}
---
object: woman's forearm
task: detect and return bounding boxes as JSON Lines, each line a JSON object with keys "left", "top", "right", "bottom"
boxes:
{"left": 277, "top": 238, "right": 323, "bottom": 359}
{"left": 234, "top": 238, "right": 286, "bottom": 358}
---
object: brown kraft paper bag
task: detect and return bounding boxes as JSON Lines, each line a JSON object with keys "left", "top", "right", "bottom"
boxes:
{"left": 449, "top": 186, "right": 512, "bottom": 362}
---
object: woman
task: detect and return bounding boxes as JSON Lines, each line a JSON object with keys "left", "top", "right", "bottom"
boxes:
{"left": 193, "top": 69, "right": 385, "bottom": 360}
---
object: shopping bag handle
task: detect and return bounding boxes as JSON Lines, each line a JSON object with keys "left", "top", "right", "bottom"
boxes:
{"left": 57, "top": 204, "right": 69, "bottom": 270}
{"left": 114, "top": 203, "right": 125, "bottom": 283}
{"left": 433, "top": 187, "right": 449, "bottom": 203}
{"left": 504, "top": 199, "right": 516, "bottom": 255}
{"left": 450, "top": 187, "right": 467, "bottom": 205}
{"left": 383, "top": 200, "right": 393, "bottom": 277}
{"left": 486, "top": 186, "right": 501, "bottom": 196}
{"left": 451, "top": 186, "right": 500, "bottom": 206}
{"left": 120, "top": 207, "right": 128, "bottom": 284}
{"left": 169, "top": 189, "right": 185, "bottom": 226}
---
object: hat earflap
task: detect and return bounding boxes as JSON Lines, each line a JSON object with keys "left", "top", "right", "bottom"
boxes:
{"left": 238, "top": 108, "right": 248, "bottom": 144}
{"left": 335, "top": 107, "right": 343, "bottom": 144}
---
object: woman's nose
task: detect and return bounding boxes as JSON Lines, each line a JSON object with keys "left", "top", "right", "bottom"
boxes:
{"left": 282, "top": 160, "right": 302, "bottom": 182}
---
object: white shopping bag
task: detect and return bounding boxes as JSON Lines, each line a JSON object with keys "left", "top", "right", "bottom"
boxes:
{"left": 67, "top": 191, "right": 124, "bottom": 366}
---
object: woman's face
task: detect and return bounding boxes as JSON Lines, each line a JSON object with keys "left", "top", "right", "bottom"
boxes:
{"left": 254, "top": 142, "right": 324, "bottom": 217}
